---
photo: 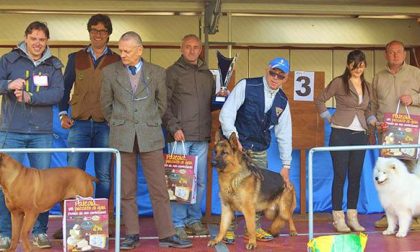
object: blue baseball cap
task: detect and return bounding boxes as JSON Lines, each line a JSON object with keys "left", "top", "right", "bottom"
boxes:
{"left": 268, "top": 57, "right": 290, "bottom": 74}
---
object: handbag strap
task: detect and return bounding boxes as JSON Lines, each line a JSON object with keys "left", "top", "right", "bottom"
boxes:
{"left": 170, "top": 141, "right": 187, "bottom": 157}
{"left": 395, "top": 100, "right": 411, "bottom": 118}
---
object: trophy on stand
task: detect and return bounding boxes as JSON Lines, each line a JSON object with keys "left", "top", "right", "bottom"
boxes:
{"left": 214, "top": 51, "right": 238, "bottom": 104}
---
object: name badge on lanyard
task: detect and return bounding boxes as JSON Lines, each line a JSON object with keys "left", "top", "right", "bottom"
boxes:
{"left": 33, "top": 74, "right": 48, "bottom": 87}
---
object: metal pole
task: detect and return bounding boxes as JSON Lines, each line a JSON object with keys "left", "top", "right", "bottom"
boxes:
{"left": 203, "top": 1, "right": 210, "bottom": 65}
{"left": 308, "top": 148, "right": 314, "bottom": 241}
{"left": 204, "top": 22, "right": 209, "bottom": 65}
{"left": 228, "top": 12, "right": 232, "bottom": 58}
{"left": 114, "top": 151, "right": 121, "bottom": 251}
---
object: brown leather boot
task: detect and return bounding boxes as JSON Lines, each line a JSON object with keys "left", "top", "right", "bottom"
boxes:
{"left": 347, "top": 209, "right": 365, "bottom": 232}
{"left": 332, "top": 210, "right": 351, "bottom": 233}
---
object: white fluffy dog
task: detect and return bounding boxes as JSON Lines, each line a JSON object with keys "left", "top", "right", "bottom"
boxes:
{"left": 373, "top": 157, "right": 420, "bottom": 237}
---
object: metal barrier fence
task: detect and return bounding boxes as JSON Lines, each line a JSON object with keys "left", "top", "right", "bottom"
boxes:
{"left": 308, "top": 143, "right": 420, "bottom": 243}
{"left": 6, "top": 144, "right": 418, "bottom": 250}
{"left": 0, "top": 148, "right": 122, "bottom": 251}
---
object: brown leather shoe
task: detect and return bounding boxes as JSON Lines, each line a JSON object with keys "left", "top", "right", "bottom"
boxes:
{"left": 109, "top": 215, "right": 115, "bottom": 237}
{"left": 121, "top": 234, "right": 140, "bottom": 250}
{"left": 159, "top": 234, "right": 192, "bottom": 248}
{"left": 410, "top": 217, "right": 420, "bottom": 230}
{"left": 374, "top": 215, "right": 387, "bottom": 228}
{"left": 52, "top": 227, "right": 63, "bottom": 239}
{"left": 375, "top": 215, "right": 420, "bottom": 230}
{"left": 185, "top": 222, "right": 209, "bottom": 236}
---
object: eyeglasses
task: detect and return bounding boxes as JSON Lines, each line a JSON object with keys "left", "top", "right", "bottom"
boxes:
{"left": 89, "top": 29, "right": 108, "bottom": 36}
{"left": 268, "top": 70, "right": 286, "bottom": 80}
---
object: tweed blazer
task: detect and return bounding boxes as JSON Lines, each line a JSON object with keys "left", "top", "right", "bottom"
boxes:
{"left": 316, "top": 76, "right": 373, "bottom": 130}
{"left": 101, "top": 59, "right": 167, "bottom": 153}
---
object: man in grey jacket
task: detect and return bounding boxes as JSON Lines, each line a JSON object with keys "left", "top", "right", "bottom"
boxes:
{"left": 0, "top": 21, "right": 64, "bottom": 250}
{"left": 163, "top": 34, "right": 215, "bottom": 239}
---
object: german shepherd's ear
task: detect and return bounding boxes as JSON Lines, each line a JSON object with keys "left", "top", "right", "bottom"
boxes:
{"left": 215, "top": 129, "right": 222, "bottom": 144}
{"left": 229, "top": 132, "right": 239, "bottom": 151}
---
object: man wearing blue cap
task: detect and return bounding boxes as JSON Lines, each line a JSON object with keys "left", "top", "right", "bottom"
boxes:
{"left": 219, "top": 57, "right": 293, "bottom": 244}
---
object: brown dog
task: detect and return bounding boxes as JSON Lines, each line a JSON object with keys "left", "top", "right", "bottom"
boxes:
{"left": 0, "top": 153, "right": 97, "bottom": 251}
{"left": 208, "top": 132, "right": 297, "bottom": 250}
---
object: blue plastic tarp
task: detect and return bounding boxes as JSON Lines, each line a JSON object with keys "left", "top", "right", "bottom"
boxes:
{"left": 46, "top": 107, "right": 383, "bottom": 215}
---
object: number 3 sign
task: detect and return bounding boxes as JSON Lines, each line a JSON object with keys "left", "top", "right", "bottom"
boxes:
{"left": 293, "top": 71, "right": 315, "bottom": 101}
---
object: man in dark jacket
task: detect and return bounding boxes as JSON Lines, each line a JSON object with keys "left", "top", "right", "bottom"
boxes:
{"left": 163, "top": 34, "right": 215, "bottom": 240}
{"left": 0, "top": 21, "right": 64, "bottom": 250}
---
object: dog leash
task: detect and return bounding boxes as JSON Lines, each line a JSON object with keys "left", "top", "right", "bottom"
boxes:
{"left": 241, "top": 151, "right": 264, "bottom": 181}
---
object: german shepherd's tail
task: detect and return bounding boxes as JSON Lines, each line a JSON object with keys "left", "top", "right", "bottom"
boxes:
{"left": 266, "top": 186, "right": 298, "bottom": 236}
{"left": 264, "top": 186, "right": 295, "bottom": 219}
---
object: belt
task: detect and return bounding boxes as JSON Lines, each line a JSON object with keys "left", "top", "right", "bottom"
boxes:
{"left": 83, "top": 117, "right": 106, "bottom": 123}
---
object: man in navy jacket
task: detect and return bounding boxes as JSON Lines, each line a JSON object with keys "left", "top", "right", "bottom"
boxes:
{"left": 219, "top": 57, "right": 292, "bottom": 244}
{"left": 0, "top": 21, "right": 64, "bottom": 250}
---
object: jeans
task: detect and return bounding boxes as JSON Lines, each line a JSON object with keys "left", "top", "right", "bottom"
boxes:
{"left": 0, "top": 132, "right": 53, "bottom": 237}
{"left": 168, "top": 141, "right": 208, "bottom": 228}
{"left": 329, "top": 128, "right": 368, "bottom": 210}
{"left": 67, "top": 120, "right": 111, "bottom": 198}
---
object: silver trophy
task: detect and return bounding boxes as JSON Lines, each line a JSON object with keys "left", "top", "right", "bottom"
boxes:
{"left": 215, "top": 51, "right": 238, "bottom": 102}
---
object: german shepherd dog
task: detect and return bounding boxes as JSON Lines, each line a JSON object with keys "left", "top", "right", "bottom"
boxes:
{"left": 208, "top": 131, "right": 297, "bottom": 250}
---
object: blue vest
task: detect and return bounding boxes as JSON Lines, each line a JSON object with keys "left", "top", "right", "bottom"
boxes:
{"left": 235, "top": 77, "right": 288, "bottom": 151}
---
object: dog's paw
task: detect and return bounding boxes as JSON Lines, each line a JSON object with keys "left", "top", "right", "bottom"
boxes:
{"left": 207, "top": 239, "right": 219, "bottom": 247}
{"left": 383, "top": 229, "right": 396, "bottom": 235}
{"left": 289, "top": 230, "right": 298, "bottom": 236}
{"left": 245, "top": 242, "right": 257, "bottom": 250}
{"left": 396, "top": 231, "right": 408, "bottom": 238}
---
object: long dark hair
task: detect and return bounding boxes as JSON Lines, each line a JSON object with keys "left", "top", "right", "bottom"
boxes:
{"left": 341, "top": 49, "right": 368, "bottom": 96}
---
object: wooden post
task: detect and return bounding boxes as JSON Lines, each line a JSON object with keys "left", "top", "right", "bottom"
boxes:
{"left": 202, "top": 71, "right": 236, "bottom": 224}
{"left": 282, "top": 71, "right": 325, "bottom": 215}
{"left": 202, "top": 110, "right": 222, "bottom": 224}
